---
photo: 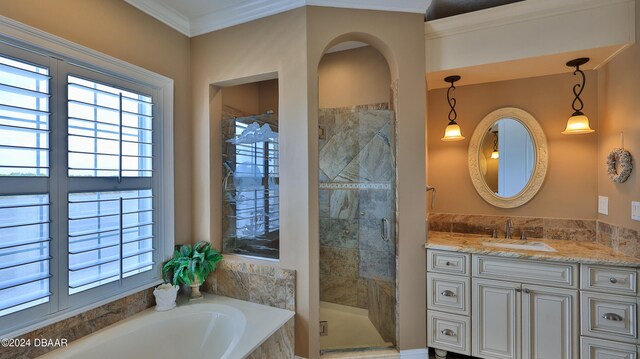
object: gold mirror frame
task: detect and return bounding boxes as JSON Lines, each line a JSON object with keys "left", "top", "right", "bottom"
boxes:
{"left": 468, "top": 107, "right": 548, "bottom": 208}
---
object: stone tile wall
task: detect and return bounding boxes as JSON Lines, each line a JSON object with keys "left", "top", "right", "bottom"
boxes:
{"left": 428, "top": 213, "right": 596, "bottom": 241}
{"left": 428, "top": 213, "right": 640, "bottom": 258}
{"left": 367, "top": 279, "right": 396, "bottom": 345}
{"left": 204, "top": 261, "right": 296, "bottom": 359}
{"left": 203, "top": 259, "right": 296, "bottom": 311}
{"left": 596, "top": 221, "right": 640, "bottom": 258}
{"left": 318, "top": 104, "right": 396, "bottom": 309}
{"left": 246, "top": 317, "right": 295, "bottom": 359}
{"left": 0, "top": 288, "right": 155, "bottom": 359}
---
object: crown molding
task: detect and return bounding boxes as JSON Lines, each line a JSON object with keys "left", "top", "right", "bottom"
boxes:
{"left": 306, "top": 0, "right": 431, "bottom": 14}
{"left": 190, "top": 0, "right": 305, "bottom": 37}
{"left": 124, "top": 0, "right": 190, "bottom": 36}
{"left": 425, "top": 0, "right": 633, "bottom": 39}
{"left": 126, "top": 0, "right": 432, "bottom": 37}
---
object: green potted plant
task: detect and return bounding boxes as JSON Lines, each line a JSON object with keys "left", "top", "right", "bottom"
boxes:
{"left": 162, "top": 241, "right": 223, "bottom": 300}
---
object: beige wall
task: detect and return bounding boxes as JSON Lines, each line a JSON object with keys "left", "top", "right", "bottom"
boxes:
{"left": 192, "top": 7, "right": 426, "bottom": 357}
{"left": 190, "top": 8, "right": 313, "bottom": 356}
{"left": 259, "top": 79, "right": 279, "bottom": 114}
{"left": 318, "top": 46, "right": 391, "bottom": 108}
{"left": 0, "top": 0, "right": 192, "bottom": 243}
{"left": 427, "top": 72, "right": 599, "bottom": 219}
{"left": 222, "top": 82, "right": 261, "bottom": 114}
{"left": 597, "top": 0, "right": 640, "bottom": 231}
{"left": 307, "top": 6, "right": 427, "bottom": 354}
{"left": 221, "top": 79, "right": 278, "bottom": 115}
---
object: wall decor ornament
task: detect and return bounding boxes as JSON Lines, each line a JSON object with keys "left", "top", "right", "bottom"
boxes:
{"left": 607, "top": 148, "right": 633, "bottom": 183}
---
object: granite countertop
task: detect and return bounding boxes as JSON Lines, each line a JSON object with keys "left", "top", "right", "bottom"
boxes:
{"left": 426, "top": 231, "right": 640, "bottom": 267}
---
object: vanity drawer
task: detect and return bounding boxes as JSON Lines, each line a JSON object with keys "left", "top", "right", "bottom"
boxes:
{"left": 473, "top": 255, "right": 577, "bottom": 288}
{"left": 427, "top": 272, "right": 470, "bottom": 315}
{"left": 427, "top": 310, "right": 470, "bottom": 355}
{"left": 581, "top": 292, "right": 638, "bottom": 344}
{"left": 427, "top": 250, "right": 470, "bottom": 276}
{"left": 581, "top": 337, "right": 638, "bottom": 359}
{"left": 581, "top": 264, "right": 638, "bottom": 295}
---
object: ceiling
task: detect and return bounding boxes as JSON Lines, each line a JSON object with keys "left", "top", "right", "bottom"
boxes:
{"left": 124, "top": 0, "right": 433, "bottom": 37}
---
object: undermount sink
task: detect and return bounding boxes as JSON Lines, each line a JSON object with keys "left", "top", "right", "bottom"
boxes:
{"left": 482, "top": 241, "right": 556, "bottom": 252}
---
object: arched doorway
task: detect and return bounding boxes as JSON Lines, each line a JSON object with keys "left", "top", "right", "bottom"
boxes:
{"left": 317, "top": 40, "right": 397, "bottom": 353}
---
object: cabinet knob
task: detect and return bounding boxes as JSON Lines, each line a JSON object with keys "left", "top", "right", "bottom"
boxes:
{"left": 441, "top": 329, "right": 456, "bottom": 337}
{"left": 445, "top": 261, "right": 452, "bottom": 266}
{"left": 523, "top": 288, "right": 531, "bottom": 294}
{"left": 515, "top": 288, "right": 522, "bottom": 292}
{"left": 602, "top": 313, "right": 624, "bottom": 321}
{"left": 441, "top": 290, "right": 456, "bottom": 297}
{"left": 610, "top": 277, "right": 618, "bottom": 284}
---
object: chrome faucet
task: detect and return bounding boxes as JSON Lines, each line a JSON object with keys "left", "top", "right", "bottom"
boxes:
{"left": 505, "top": 219, "right": 513, "bottom": 239}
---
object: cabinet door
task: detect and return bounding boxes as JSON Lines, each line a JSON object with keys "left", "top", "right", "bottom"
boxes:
{"left": 581, "top": 337, "right": 638, "bottom": 359}
{"left": 521, "top": 284, "right": 578, "bottom": 359}
{"left": 473, "top": 278, "right": 521, "bottom": 359}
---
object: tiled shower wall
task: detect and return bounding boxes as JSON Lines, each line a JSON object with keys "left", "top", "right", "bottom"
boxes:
{"left": 318, "top": 104, "right": 396, "bottom": 309}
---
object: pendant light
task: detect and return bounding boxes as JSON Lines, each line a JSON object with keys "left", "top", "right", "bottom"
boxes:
{"left": 562, "top": 57, "right": 594, "bottom": 135}
{"left": 441, "top": 75, "right": 465, "bottom": 141}
{"left": 490, "top": 130, "right": 499, "bottom": 159}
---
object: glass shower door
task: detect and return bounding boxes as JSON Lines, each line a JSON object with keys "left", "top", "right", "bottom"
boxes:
{"left": 318, "top": 104, "right": 396, "bottom": 352}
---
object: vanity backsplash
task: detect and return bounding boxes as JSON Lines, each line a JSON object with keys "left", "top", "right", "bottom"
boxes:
{"left": 428, "top": 213, "right": 640, "bottom": 258}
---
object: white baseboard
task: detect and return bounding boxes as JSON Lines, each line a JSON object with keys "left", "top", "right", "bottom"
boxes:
{"left": 303, "top": 348, "right": 428, "bottom": 358}
{"left": 400, "top": 348, "right": 429, "bottom": 359}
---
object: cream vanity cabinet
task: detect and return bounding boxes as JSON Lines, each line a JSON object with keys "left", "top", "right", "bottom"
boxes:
{"left": 579, "top": 264, "right": 639, "bottom": 359}
{"left": 428, "top": 249, "right": 580, "bottom": 359}
{"left": 427, "top": 249, "right": 640, "bottom": 359}
{"left": 472, "top": 255, "right": 579, "bottom": 359}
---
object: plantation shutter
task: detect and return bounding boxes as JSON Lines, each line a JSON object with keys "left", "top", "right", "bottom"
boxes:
{"left": 0, "top": 50, "right": 52, "bottom": 317}
{"left": 65, "top": 68, "right": 157, "bottom": 298}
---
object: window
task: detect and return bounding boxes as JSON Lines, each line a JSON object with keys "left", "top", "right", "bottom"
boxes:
{"left": 68, "top": 189, "right": 154, "bottom": 295}
{"left": 0, "top": 32, "right": 172, "bottom": 338}
{"left": 233, "top": 121, "right": 280, "bottom": 240}
{"left": 67, "top": 75, "right": 153, "bottom": 178}
{"left": 0, "top": 194, "right": 50, "bottom": 317}
{"left": 0, "top": 54, "right": 50, "bottom": 176}
{"left": 220, "top": 80, "right": 280, "bottom": 260}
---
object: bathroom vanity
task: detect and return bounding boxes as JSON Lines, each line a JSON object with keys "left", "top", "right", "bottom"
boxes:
{"left": 426, "top": 232, "right": 640, "bottom": 359}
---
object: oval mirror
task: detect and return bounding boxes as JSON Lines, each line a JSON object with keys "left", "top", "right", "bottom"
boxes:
{"left": 468, "top": 107, "right": 548, "bottom": 208}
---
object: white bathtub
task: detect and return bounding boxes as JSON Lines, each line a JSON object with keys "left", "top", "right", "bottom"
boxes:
{"left": 40, "top": 294, "right": 294, "bottom": 359}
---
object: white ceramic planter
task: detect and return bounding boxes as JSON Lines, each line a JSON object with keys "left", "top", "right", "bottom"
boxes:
{"left": 153, "top": 284, "right": 179, "bottom": 311}
{"left": 190, "top": 278, "right": 203, "bottom": 300}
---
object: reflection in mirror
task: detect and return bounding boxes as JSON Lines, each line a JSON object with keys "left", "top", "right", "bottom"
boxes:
{"left": 479, "top": 119, "right": 535, "bottom": 197}
{"left": 468, "top": 107, "right": 548, "bottom": 209}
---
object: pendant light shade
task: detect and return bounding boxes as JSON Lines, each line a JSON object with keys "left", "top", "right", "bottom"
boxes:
{"left": 562, "top": 58, "right": 594, "bottom": 135}
{"left": 441, "top": 75, "right": 465, "bottom": 141}
{"left": 562, "top": 113, "right": 594, "bottom": 134}
{"left": 442, "top": 123, "right": 464, "bottom": 141}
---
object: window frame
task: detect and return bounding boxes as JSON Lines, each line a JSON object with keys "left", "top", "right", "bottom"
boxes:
{"left": 0, "top": 16, "right": 174, "bottom": 338}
